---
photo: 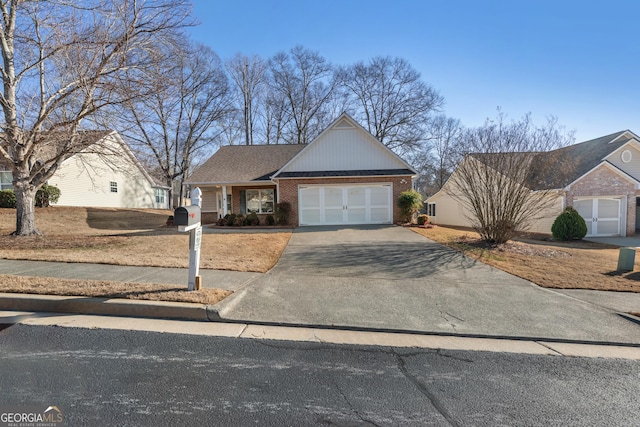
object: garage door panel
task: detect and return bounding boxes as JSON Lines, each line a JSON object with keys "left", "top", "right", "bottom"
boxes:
{"left": 574, "top": 198, "right": 621, "bottom": 237}
{"left": 371, "top": 207, "right": 390, "bottom": 223}
{"left": 598, "top": 199, "right": 619, "bottom": 219}
{"left": 299, "top": 187, "right": 321, "bottom": 225}
{"left": 574, "top": 199, "right": 593, "bottom": 235}
{"left": 597, "top": 220, "right": 619, "bottom": 235}
{"left": 299, "top": 184, "right": 392, "bottom": 226}
{"left": 347, "top": 187, "right": 366, "bottom": 206}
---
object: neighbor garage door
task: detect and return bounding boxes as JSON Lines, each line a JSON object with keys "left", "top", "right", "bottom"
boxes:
{"left": 574, "top": 197, "right": 622, "bottom": 237}
{"left": 298, "top": 184, "right": 392, "bottom": 226}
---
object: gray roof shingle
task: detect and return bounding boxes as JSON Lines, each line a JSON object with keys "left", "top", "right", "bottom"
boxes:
{"left": 533, "top": 130, "right": 631, "bottom": 189}
{"left": 471, "top": 131, "right": 634, "bottom": 190}
{"left": 186, "top": 144, "right": 307, "bottom": 184}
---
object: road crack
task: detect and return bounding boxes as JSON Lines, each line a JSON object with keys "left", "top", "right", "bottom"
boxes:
{"left": 393, "top": 350, "right": 460, "bottom": 427}
{"left": 332, "top": 379, "right": 381, "bottom": 426}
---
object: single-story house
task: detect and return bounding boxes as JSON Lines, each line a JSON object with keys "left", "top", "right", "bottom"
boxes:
{"left": 0, "top": 131, "right": 169, "bottom": 209}
{"left": 428, "top": 130, "right": 640, "bottom": 237}
{"left": 185, "top": 113, "right": 417, "bottom": 226}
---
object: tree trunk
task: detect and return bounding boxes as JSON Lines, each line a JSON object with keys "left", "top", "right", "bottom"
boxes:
{"left": 13, "top": 177, "right": 40, "bottom": 236}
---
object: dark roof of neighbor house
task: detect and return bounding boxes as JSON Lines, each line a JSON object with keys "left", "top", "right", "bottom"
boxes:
{"left": 533, "top": 130, "right": 632, "bottom": 190}
{"left": 186, "top": 144, "right": 308, "bottom": 184}
{"left": 470, "top": 130, "right": 634, "bottom": 191}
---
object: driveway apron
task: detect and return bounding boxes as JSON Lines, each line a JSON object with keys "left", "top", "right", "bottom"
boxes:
{"left": 219, "top": 225, "right": 640, "bottom": 344}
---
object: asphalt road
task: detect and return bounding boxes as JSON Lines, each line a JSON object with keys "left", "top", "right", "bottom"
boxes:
{"left": 1, "top": 324, "right": 639, "bottom": 426}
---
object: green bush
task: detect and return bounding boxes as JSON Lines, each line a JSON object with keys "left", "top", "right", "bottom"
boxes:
{"left": 417, "top": 214, "right": 429, "bottom": 225}
{"left": 551, "top": 207, "right": 587, "bottom": 241}
{"left": 35, "top": 184, "right": 61, "bottom": 207}
{"left": 233, "top": 214, "right": 245, "bottom": 227}
{"left": 0, "top": 190, "right": 16, "bottom": 208}
{"left": 246, "top": 212, "right": 260, "bottom": 226}
{"left": 275, "top": 202, "right": 290, "bottom": 225}
{"left": 265, "top": 214, "right": 275, "bottom": 226}
{"left": 225, "top": 213, "right": 236, "bottom": 226}
{"left": 397, "top": 190, "right": 423, "bottom": 223}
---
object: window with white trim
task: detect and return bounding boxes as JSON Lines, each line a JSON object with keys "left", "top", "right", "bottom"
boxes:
{"left": 245, "top": 189, "right": 274, "bottom": 214}
{"left": 155, "top": 188, "right": 165, "bottom": 204}
{"left": 427, "top": 203, "right": 436, "bottom": 217}
{"left": 110, "top": 181, "right": 118, "bottom": 193}
{"left": 0, "top": 171, "right": 13, "bottom": 191}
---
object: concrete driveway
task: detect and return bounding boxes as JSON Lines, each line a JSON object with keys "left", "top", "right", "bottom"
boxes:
{"left": 218, "top": 225, "right": 640, "bottom": 344}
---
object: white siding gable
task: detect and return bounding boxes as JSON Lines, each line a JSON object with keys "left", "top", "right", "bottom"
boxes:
{"left": 606, "top": 141, "right": 640, "bottom": 180}
{"left": 48, "top": 134, "right": 166, "bottom": 209}
{"left": 278, "top": 115, "right": 411, "bottom": 173}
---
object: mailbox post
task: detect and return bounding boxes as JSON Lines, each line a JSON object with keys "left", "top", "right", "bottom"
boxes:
{"left": 174, "top": 188, "right": 203, "bottom": 291}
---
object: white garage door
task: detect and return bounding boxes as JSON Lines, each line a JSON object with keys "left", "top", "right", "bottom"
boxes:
{"left": 299, "top": 184, "right": 392, "bottom": 226}
{"left": 574, "top": 198, "right": 622, "bottom": 237}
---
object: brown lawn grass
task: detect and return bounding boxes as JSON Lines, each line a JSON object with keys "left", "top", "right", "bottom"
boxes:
{"left": 0, "top": 274, "right": 231, "bottom": 304}
{"left": 0, "top": 207, "right": 291, "bottom": 272}
{"left": 412, "top": 226, "right": 640, "bottom": 293}
{"left": 0, "top": 207, "right": 292, "bottom": 302}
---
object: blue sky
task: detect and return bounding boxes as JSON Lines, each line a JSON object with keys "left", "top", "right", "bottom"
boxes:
{"left": 187, "top": 0, "right": 640, "bottom": 142}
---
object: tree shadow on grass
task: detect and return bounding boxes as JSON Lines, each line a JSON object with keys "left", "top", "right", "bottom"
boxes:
{"left": 85, "top": 208, "right": 169, "bottom": 231}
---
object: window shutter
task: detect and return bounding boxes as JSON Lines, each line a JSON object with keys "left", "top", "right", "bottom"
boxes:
{"left": 240, "top": 190, "right": 246, "bottom": 214}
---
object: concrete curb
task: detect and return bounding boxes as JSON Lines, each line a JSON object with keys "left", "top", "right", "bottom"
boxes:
{"left": 0, "top": 293, "right": 210, "bottom": 322}
{"left": 3, "top": 293, "right": 640, "bottom": 351}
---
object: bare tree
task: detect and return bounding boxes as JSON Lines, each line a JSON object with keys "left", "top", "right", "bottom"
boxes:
{"left": 260, "top": 88, "right": 283, "bottom": 144}
{"left": 0, "top": 0, "right": 192, "bottom": 235}
{"left": 268, "top": 46, "right": 339, "bottom": 144}
{"left": 341, "top": 56, "right": 444, "bottom": 156}
{"left": 428, "top": 115, "right": 463, "bottom": 190}
{"left": 117, "top": 40, "right": 231, "bottom": 208}
{"left": 448, "top": 112, "right": 574, "bottom": 243}
{"left": 226, "top": 53, "right": 266, "bottom": 145}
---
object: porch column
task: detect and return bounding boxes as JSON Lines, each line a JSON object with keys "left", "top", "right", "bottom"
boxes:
{"left": 222, "top": 185, "right": 228, "bottom": 216}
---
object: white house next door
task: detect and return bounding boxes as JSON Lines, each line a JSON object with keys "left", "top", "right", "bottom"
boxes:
{"left": 574, "top": 198, "right": 622, "bottom": 237}
{"left": 298, "top": 184, "right": 392, "bottom": 226}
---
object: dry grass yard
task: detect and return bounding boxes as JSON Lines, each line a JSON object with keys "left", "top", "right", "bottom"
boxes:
{"left": 0, "top": 207, "right": 291, "bottom": 303}
{"left": 413, "top": 226, "right": 640, "bottom": 293}
{"left": 0, "top": 207, "right": 291, "bottom": 273}
{"left": 0, "top": 274, "right": 231, "bottom": 304}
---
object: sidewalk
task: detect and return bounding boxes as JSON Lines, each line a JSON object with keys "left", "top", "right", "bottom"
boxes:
{"left": 0, "top": 258, "right": 260, "bottom": 291}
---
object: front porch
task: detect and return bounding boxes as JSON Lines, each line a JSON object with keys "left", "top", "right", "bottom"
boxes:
{"left": 197, "top": 184, "right": 276, "bottom": 224}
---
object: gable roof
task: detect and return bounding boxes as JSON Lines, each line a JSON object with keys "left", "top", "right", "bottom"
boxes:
{"left": 465, "top": 130, "right": 638, "bottom": 191}
{"left": 186, "top": 144, "right": 307, "bottom": 184}
{"left": 273, "top": 112, "right": 417, "bottom": 178}
{"left": 187, "top": 113, "right": 417, "bottom": 185}
{"left": 536, "top": 130, "right": 635, "bottom": 189}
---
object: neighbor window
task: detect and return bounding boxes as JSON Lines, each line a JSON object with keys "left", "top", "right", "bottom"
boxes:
{"left": 0, "top": 171, "right": 12, "bottom": 191}
{"left": 245, "top": 189, "right": 274, "bottom": 214}
{"left": 155, "top": 188, "right": 165, "bottom": 204}
{"left": 427, "top": 203, "right": 436, "bottom": 217}
{"left": 110, "top": 181, "right": 118, "bottom": 193}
